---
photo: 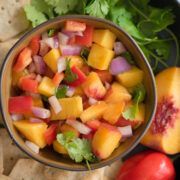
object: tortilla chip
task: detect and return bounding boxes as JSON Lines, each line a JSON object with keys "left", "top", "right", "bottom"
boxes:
{"left": 9, "top": 159, "right": 45, "bottom": 180}
{"left": 0, "top": 136, "right": 3, "bottom": 173}
{"left": 0, "top": 129, "right": 27, "bottom": 175}
{"left": 0, "top": 0, "right": 30, "bottom": 42}
{"left": 0, "top": 174, "right": 13, "bottom": 180}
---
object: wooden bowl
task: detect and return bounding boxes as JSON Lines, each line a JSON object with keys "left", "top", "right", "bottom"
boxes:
{"left": 0, "top": 15, "right": 157, "bottom": 171}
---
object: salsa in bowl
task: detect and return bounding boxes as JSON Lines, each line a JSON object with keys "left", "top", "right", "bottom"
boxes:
{"left": 0, "top": 15, "right": 156, "bottom": 170}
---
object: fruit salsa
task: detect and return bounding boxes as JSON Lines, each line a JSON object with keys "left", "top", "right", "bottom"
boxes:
{"left": 8, "top": 20, "right": 146, "bottom": 164}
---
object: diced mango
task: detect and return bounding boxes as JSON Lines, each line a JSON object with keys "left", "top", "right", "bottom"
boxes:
{"left": 74, "top": 86, "right": 84, "bottom": 96}
{"left": 116, "top": 66, "right": 143, "bottom": 88}
{"left": 103, "top": 102, "right": 125, "bottom": 124}
{"left": 88, "top": 44, "right": 114, "bottom": 70}
{"left": 38, "top": 77, "right": 56, "bottom": 97}
{"left": 13, "top": 120, "right": 48, "bottom": 148}
{"left": 65, "top": 56, "right": 84, "bottom": 69}
{"left": 51, "top": 96, "right": 83, "bottom": 120}
{"left": 53, "top": 140, "right": 68, "bottom": 155}
{"left": 12, "top": 69, "right": 29, "bottom": 86}
{"left": 80, "top": 101, "right": 107, "bottom": 123}
{"left": 93, "top": 29, "right": 116, "bottom": 49}
{"left": 82, "top": 72, "right": 106, "bottom": 99}
{"left": 60, "top": 124, "right": 79, "bottom": 137}
{"left": 43, "top": 49, "right": 60, "bottom": 73}
{"left": 92, "top": 123, "right": 121, "bottom": 159}
{"left": 105, "top": 82, "right": 132, "bottom": 103}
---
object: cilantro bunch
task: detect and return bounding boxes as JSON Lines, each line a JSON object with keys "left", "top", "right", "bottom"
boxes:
{"left": 57, "top": 132, "right": 97, "bottom": 169}
{"left": 24, "top": 0, "right": 179, "bottom": 73}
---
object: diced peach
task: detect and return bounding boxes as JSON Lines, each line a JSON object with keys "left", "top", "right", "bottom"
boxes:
{"left": 60, "top": 124, "right": 79, "bottom": 137}
{"left": 53, "top": 140, "right": 68, "bottom": 155}
{"left": 82, "top": 72, "right": 106, "bottom": 99}
{"left": 92, "top": 123, "right": 121, "bottom": 159}
{"left": 103, "top": 102, "right": 125, "bottom": 124}
{"left": 51, "top": 96, "right": 83, "bottom": 120}
{"left": 105, "top": 82, "right": 131, "bottom": 103}
{"left": 86, "top": 119, "right": 101, "bottom": 131}
{"left": 80, "top": 101, "right": 107, "bottom": 123}
{"left": 13, "top": 120, "right": 48, "bottom": 148}
{"left": 116, "top": 66, "right": 143, "bottom": 88}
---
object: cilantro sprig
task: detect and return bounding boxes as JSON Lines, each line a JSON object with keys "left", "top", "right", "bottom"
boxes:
{"left": 55, "top": 85, "right": 68, "bottom": 99}
{"left": 122, "top": 84, "right": 146, "bottom": 120}
{"left": 57, "top": 132, "right": 97, "bottom": 169}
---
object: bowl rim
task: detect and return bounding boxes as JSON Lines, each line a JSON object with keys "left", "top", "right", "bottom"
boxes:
{"left": 0, "top": 15, "right": 157, "bottom": 171}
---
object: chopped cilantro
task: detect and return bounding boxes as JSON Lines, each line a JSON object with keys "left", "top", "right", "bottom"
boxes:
{"left": 64, "top": 60, "right": 77, "bottom": 83}
{"left": 57, "top": 132, "right": 97, "bottom": 169}
{"left": 56, "top": 85, "right": 68, "bottom": 99}
{"left": 47, "top": 29, "right": 56, "bottom": 37}
{"left": 80, "top": 48, "right": 90, "bottom": 64}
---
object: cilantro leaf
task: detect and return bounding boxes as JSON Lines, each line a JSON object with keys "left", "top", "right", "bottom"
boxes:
{"left": 47, "top": 29, "right": 56, "bottom": 37}
{"left": 85, "top": 0, "right": 109, "bottom": 18}
{"left": 24, "top": 5, "right": 47, "bottom": 27}
{"left": 122, "top": 84, "right": 146, "bottom": 120}
{"left": 64, "top": 60, "right": 77, "bottom": 83}
{"left": 56, "top": 85, "right": 68, "bottom": 99}
{"left": 45, "top": 0, "right": 79, "bottom": 15}
{"left": 57, "top": 133, "right": 96, "bottom": 166}
{"left": 80, "top": 48, "right": 90, "bottom": 64}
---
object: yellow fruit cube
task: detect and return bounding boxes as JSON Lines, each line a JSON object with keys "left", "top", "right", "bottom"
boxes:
{"left": 12, "top": 69, "right": 28, "bottom": 86}
{"left": 103, "top": 102, "right": 125, "bottom": 124}
{"left": 65, "top": 56, "right": 84, "bottom": 69}
{"left": 116, "top": 66, "right": 144, "bottom": 88}
{"left": 51, "top": 96, "right": 83, "bottom": 120}
{"left": 43, "top": 49, "right": 60, "bottom": 73}
{"left": 13, "top": 120, "right": 48, "bottom": 148}
{"left": 38, "top": 77, "right": 56, "bottom": 97}
{"left": 105, "top": 82, "right": 132, "bottom": 103}
{"left": 53, "top": 140, "right": 68, "bottom": 155}
{"left": 82, "top": 72, "right": 106, "bottom": 99}
{"left": 80, "top": 101, "right": 107, "bottom": 123}
{"left": 88, "top": 44, "right": 114, "bottom": 70}
{"left": 93, "top": 29, "right": 116, "bottom": 49}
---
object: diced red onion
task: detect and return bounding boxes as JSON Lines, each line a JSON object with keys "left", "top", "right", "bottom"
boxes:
{"left": 118, "top": 125, "right": 133, "bottom": 138}
{"left": 48, "top": 96, "right": 62, "bottom": 114}
{"left": 109, "top": 56, "right": 131, "bottom": 75}
{"left": 11, "top": 114, "right": 23, "bottom": 121}
{"left": 33, "top": 55, "right": 46, "bottom": 75}
{"left": 54, "top": 36, "right": 59, "bottom": 48}
{"left": 58, "top": 32, "right": 69, "bottom": 45}
{"left": 32, "top": 107, "right": 51, "bottom": 119}
{"left": 28, "top": 62, "right": 36, "bottom": 73}
{"left": 66, "top": 119, "right": 91, "bottom": 135}
{"left": 29, "top": 118, "right": 43, "bottom": 123}
{"left": 41, "top": 38, "right": 55, "bottom": 49}
{"left": 114, "top": 42, "right": 126, "bottom": 55}
{"left": 57, "top": 57, "right": 66, "bottom": 73}
{"left": 88, "top": 97, "right": 98, "bottom": 105}
{"left": 66, "top": 87, "right": 75, "bottom": 97}
{"left": 25, "top": 140, "right": 39, "bottom": 154}
{"left": 105, "top": 82, "right": 110, "bottom": 90}
{"left": 39, "top": 41, "right": 49, "bottom": 56}
{"left": 35, "top": 74, "right": 42, "bottom": 83}
{"left": 59, "top": 45, "right": 82, "bottom": 56}
{"left": 41, "top": 32, "right": 48, "bottom": 40}
{"left": 62, "top": 30, "right": 83, "bottom": 37}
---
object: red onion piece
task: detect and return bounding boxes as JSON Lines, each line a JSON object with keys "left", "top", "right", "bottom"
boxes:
{"left": 118, "top": 125, "right": 133, "bottom": 138}
{"left": 39, "top": 41, "right": 49, "bottom": 56}
{"left": 58, "top": 32, "right": 69, "bottom": 45}
{"left": 66, "top": 119, "right": 91, "bottom": 135}
{"left": 25, "top": 140, "right": 39, "bottom": 154}
{"left": 41, "top": 38, "right": 55, "bottom": 49}
{"left": 66, "top": 87, "right": 75, "bottom": 97}
{"left": 33, "top": 55, "right": 46, "bottom": 75}
{"left": 28, "top": 62, "right": 36, "bottom": 73}
{"left": 35, "top": 74, "right": 42, "bottom": 83}
{"left": 57, "top": 57, "right": 66, "bottom": 73}
{"left": 11, "top": 114, "right": 23, "bottom": 121}
{"left": 48, "top": 96, "right": 62, "bottom": 114}
{"left": 32, "top": 107, "right": 51, "bottom": 119}
{"left": 109, "top": 56, "right": 131, "bottom": 75}
{"left": 88, "top": 97, "right": 98, "bottom": 105}
{"left": 114, "top": 42, "right": 126, "bottom": 55}
{"left": 53, "top": 36, "right": 59, "bottom": 48}
{"left": 59, "top": 45, "right": 82, "bottom": 56}
{"left": 62, "top": 30, "right": 83, "bottom": 37}
{"left": 29, "top": 118, "right": 43, "bottom": 123}
{"left": 41, "top": 32, "right": 48, "bottom": 40}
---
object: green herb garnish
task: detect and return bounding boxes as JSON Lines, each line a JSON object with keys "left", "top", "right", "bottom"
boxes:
{"left": 56, "top": 85, "right": 68, "bottom": 99}
{"left": 47, "top": 29, "right": 56, "bottom": 37}
{"left": 64, "top": 59, "right": 77, "bottom": 83}
{"left": 80, "top": 48, "right": 90, "bottom": 64}
{"left": 122, "top": 84, "right": 146, "bottom": 120}
{"left": 57, "top": 132, "right": 96, "bottom": 169}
